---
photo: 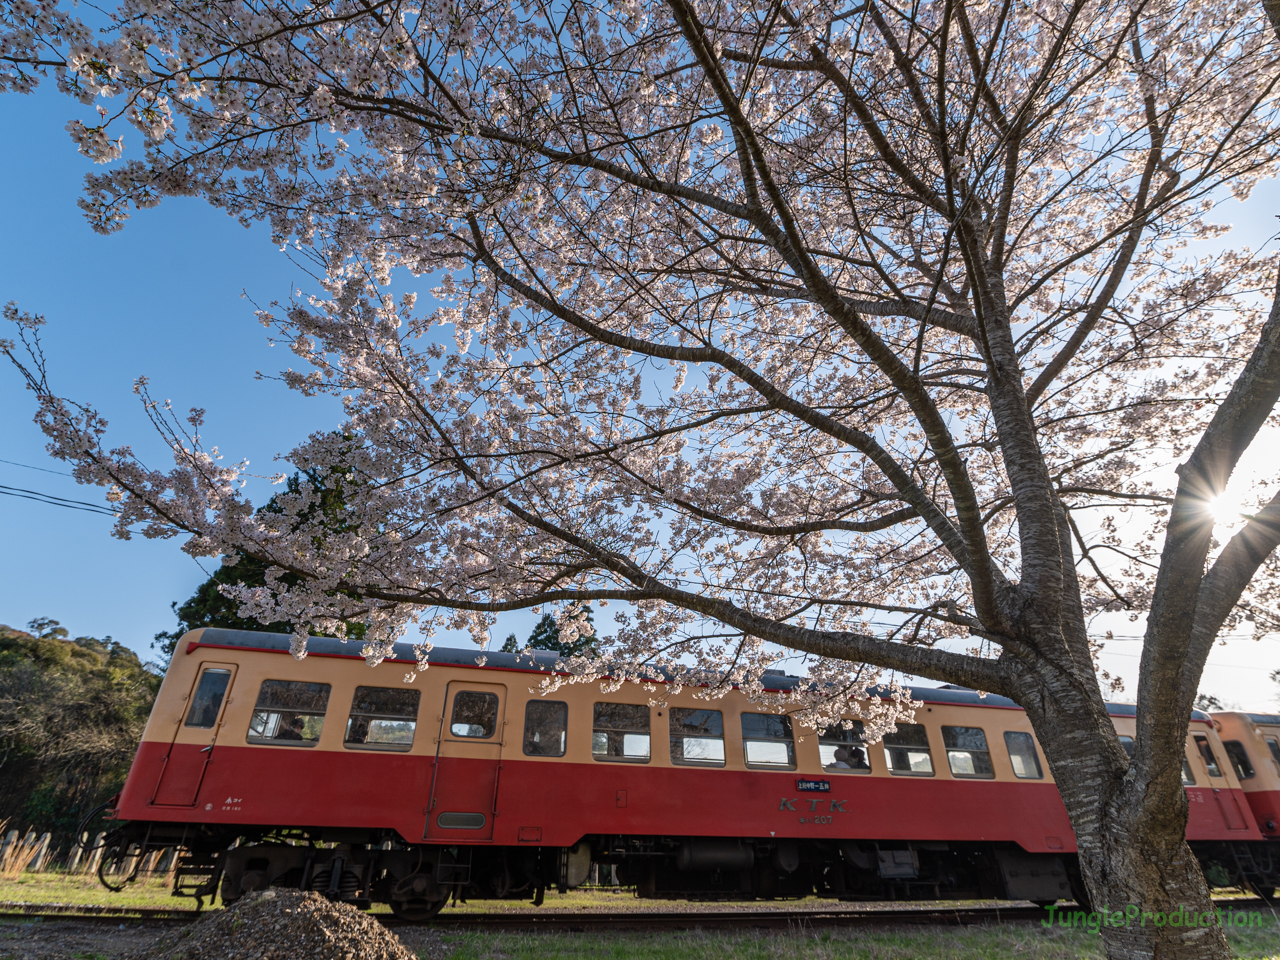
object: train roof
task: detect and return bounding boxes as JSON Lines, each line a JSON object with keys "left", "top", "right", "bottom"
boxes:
{"left": 1246, "top": 712, "right": 1280, "bottom": 726}
{"left": 184, "top": 627, "right": 1209, "bottom": 719}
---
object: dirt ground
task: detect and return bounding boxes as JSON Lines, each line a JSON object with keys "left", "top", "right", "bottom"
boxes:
{"left": 0, "top": 918, "right": 453, "bottom": 960}
{"left": 0, "top": 918, "right": 171, "bottom": 959}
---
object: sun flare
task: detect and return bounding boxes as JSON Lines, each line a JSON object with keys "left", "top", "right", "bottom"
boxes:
{"left": 1207, "top": 493, "right": 1248, "bottom": 529}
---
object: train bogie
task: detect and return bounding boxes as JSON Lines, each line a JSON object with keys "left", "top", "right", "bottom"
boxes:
{"left": 600, "top": 837, "right": 1073, "bottom": 904}
{"left": 217, "top": 839, "right": 550, "bottom": 919}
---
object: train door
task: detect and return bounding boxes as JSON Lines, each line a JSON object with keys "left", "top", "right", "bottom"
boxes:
{"left": 151, "top": 663, "right": 238, "bottom": 807}
{"left": 425, "top": 682, "right": 506, "bottom": 841}
{"left": 1193, "top": 733, "right": 1251, "bottom": 831}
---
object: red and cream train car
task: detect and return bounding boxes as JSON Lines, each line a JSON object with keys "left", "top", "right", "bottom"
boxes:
{"left": 1211, "top": 711, "right": 1280, "bottom": 838}
{"left": 104, "top": 628, "right": 1275, "bottom": 916}
{"left": 1202, "top": 711, "right": 1280, "bottom": 896}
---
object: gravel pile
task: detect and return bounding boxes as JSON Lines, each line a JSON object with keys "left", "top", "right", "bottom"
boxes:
{"left": 130, "top": 890, "right": 416, "bottom": 960}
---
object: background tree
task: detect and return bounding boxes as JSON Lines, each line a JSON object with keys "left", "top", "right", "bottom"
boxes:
{"left": 152, "top": 469, "right": 362, "bottom": 661}
{"left": 0, "top": 618, "right": 159, "bottom": 852}
{"left": 152, "top": 556, "right": 287, "bottom": 661}
{"left": 501, "top": 608, "right": 597, "bottom": 657}
{"left": 3, "top": 0, "right": 1280, "bottom": 956}
{"left": 1192, "top": 693, "right": 1225, "bottom": 713}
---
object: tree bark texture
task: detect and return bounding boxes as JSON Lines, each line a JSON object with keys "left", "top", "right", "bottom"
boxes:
{"left": 1023, "top": 668, "right": 1230, "bottom": 958}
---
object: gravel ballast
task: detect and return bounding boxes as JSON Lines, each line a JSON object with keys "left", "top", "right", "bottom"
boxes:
{"left": 129, "top": 890, "right": 415, "bottom": 960}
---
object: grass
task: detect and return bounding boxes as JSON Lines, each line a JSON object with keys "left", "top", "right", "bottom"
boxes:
{"left": 428, "top": 916, "right": 1280, "bottom": 960}
{"left": 396, "top": 887, "right": 858, "bottom": 914}
{"left": 0, "top": 870, "right": 203, "bottom": 909}
{"left": 0, "top": 873, "right": 849, "bottom": 915}
{"left": 0, "top": 838, "right": 42, "bottom": 882}
{"left": 3, "top": 874, "right": 1277, "bottom": 959}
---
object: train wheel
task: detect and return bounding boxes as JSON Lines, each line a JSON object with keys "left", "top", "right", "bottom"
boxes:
{"left": 389, "top": 897, "right": 447, "bottom": 922}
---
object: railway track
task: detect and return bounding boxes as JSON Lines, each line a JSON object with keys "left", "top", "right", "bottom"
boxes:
{"left": 1, "top": 899, "right": 1268, "bottom": 932}
{"left": 403, "top": 903, "right": 1076, "bottom": 930}
{"left": 374, "top": 899, "right": 1274, "bottom": 931}
{"left": 0, "top": 901, "right": 198, "bottom": 922}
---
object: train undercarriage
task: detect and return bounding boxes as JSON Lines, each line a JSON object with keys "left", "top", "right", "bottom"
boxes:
{"left": 95, "top": 822, "right": 1277, "bottom": 918}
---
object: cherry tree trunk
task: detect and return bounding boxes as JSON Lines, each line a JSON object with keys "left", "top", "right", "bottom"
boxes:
{"left": 1025, "top": 684, "right": 1230, "bottom": 960}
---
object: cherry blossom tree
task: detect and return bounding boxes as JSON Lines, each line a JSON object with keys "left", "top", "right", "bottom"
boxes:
{"left": 4, "top": 0, "right": 1280, "bottom": 954}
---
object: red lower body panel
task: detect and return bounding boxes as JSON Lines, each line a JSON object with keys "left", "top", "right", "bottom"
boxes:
{"left": 116, "top": 742, "right": 1261, "bottom": 849}
{"left": 1185, "top": 786, "right": 1261, "bottom": 839}
{"left": 1241, "top": 788, "right": 1280, "bottom": 837}
{"left": 118, "top": 741, "right": 433, "bottom": 841}
{"left": 488, "top": 760, "right": 1077, "bottom": 852}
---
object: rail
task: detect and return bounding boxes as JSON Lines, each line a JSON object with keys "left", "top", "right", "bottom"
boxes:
{"left": 0, "top": 898, "right": 1269, "bottom": 931}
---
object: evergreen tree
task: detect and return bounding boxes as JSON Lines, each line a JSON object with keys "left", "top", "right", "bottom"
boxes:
{"left": 154, "top": 461, "right": 364, "bottom": 661}
{"left": 152, "top": 554, "right": 289, "bottom": 660}
{"left": 499, "top": 609, "right": 596, "bottom": 657}
{"left": 1193, "top": 693, "right": 1225, "bottom": 712}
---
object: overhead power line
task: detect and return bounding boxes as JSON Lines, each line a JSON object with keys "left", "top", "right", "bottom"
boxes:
{"left": 1103, "top": 650, "right": 1274, "bottom": 672}
{"left": 0, "top": 456, "right": 73, "bottom": 477}
{"left": 0, "top": 483, "right": 119, "bottom": 517}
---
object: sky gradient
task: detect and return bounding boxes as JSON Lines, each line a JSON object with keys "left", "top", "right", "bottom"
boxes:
{"left": 1, "top": 85, "right": 1278, "bottom": 708}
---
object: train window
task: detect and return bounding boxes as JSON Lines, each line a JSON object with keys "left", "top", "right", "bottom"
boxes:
{"left": 1222, "top": 741, "right": 1255, "bottom": 780}
{"left": 1004, "top": 731, "right": 1043, "bottom": 779}
{"left": 742, "top": 713, "right": 796, "bottom": 769}
{"left": 1118, "top": 735, "right": 1135, "bottom": 757}
{"left": 1268, "top": 737, "right": 1280, "bottom": 772}
{"left": 942, "top": 726, "right": 994, "bottom": 778}
{"left": 819, "top": 721, "right": 870, "bottom": 773}
{"left": 1193, "top": 735, "right": 1223, "bottom": 778}
{"left": 883, "top": 723, "right": 934, "bottom": 776}
{"left": 247, "top": 680, "right": 331, "bottom": 746}
{"left": 344, "top": 686, "right": 420, "bottom": 750}
{"left": 593, "top": 703, "right": 651, "bottom": 761}
{"left": 524, "top": 700, "right": 568, "bottom": 757}
{"left": 670, "top": 708, "right": 725, "bottom": 766}
{"left": 451, "top": 692, "right": 499, "bottom": 738}
{"left": 185, "top": 668, "right": 231, "bottom": 728}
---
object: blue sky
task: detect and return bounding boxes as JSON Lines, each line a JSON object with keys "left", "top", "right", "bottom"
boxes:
{"left": 1, "top": 85, "right": 1278, "bottom": 707}
{"left": 0, "top": 86, "right": 555, "bottom": 660}
{"left": 0, "top": 88, "right": 336, "bottom": 658}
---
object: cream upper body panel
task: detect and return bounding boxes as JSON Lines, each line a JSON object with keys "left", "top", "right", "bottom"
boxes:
{"left": 1211, "top": 711, "right": 1280, "bottom": 793}
{"left": 1109, "top": 712, "right": 1246, "bottom": 791}
{"left": 149, "top": 629, "right": 1066, "bottom": 786}
{"left": 152, "top": 629, "right": 1250, "bottom": 794}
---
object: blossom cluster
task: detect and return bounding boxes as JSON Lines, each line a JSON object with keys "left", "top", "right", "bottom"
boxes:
{"left": 3, "top": 0, "right": 1279, "bottom": 733}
